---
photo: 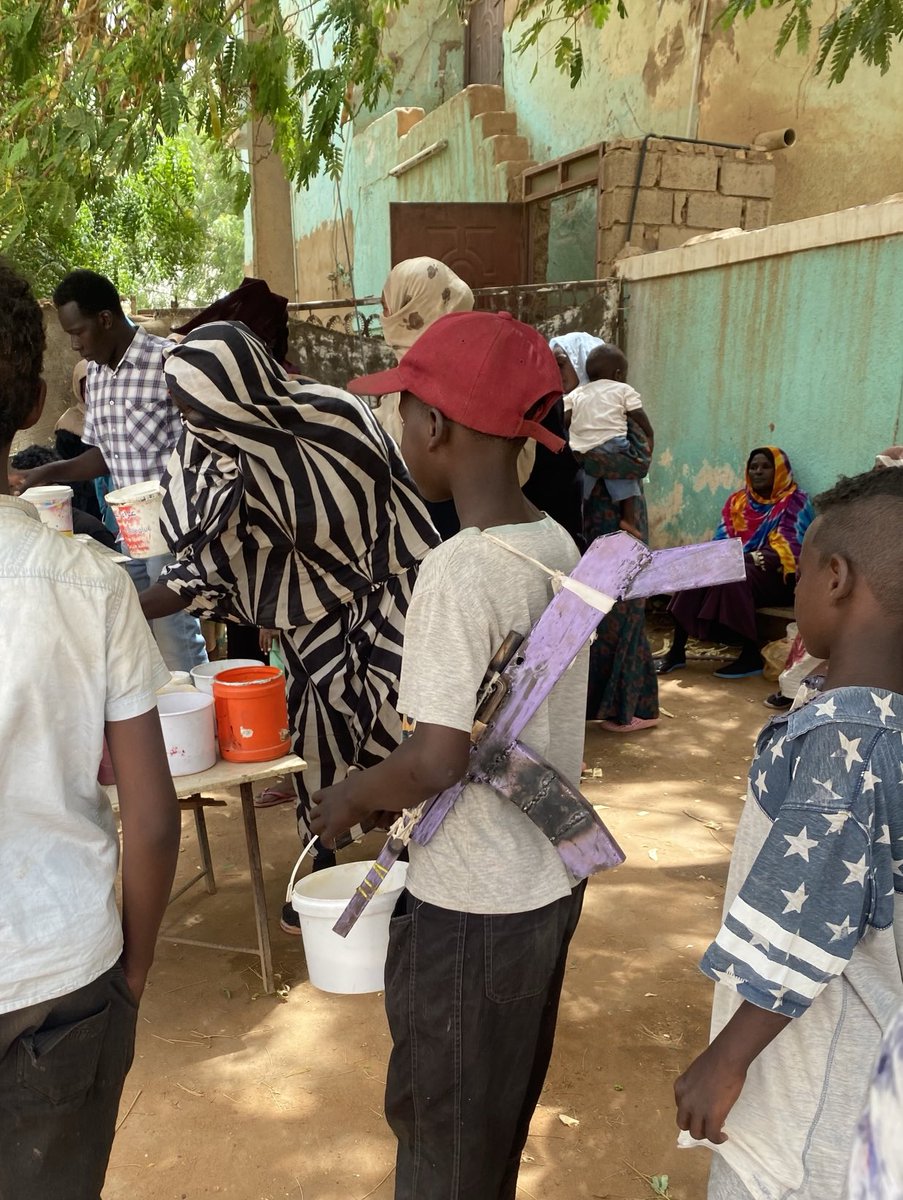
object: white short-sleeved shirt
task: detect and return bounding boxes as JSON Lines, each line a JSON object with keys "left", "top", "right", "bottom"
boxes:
{"left": 396, "top": 517, "right": 587, "bottom": 914}
{"left": 0, "top": 497, "right": 170, "bottom": 1014}
{"left": 564, "top": 379, "right": 643, "bottom": 454}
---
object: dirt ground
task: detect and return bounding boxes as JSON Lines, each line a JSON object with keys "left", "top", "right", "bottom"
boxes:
{"left": 105, "top": 651, "right": 775, "bottom": 1200}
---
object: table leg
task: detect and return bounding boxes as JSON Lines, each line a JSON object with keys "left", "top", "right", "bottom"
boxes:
{"left": 240, "top": 781, "right": 275, "bottom": 994}
{"left": 193, "top": 803, "right": 217, "bottom": 895}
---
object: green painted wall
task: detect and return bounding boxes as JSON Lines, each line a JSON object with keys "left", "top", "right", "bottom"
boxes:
{"left": 623, "top": 236, "right": 903, "bottom": 546}
{"left": 292, "top": 90, "right": 512, "bottom": 300}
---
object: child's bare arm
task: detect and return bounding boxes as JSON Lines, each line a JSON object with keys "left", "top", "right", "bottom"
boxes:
{"left": 107, "top": 709, "right": 181, "bottom": 1002}
{"left": 632, "top": 406, "right": 654, "bottom": 446}
{"left": 674, "top": 1001, "right": 791, "bottom": 1142}
{"left": 310, "top": 722, "right": 471, "bottom": 846}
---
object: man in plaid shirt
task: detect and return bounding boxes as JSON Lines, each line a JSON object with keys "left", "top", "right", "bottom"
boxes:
{"left": 15, "top": 271, "right": 206, "bottom": 672}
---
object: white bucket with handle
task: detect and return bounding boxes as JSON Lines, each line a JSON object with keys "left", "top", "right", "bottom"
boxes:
{"left": 104, "top": 481, "right": 167, "bottom": 558}
{"left": 288, "top": 850, "right": 407, "bottom": 994}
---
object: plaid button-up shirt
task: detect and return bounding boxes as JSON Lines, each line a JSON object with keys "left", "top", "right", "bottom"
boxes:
{"left": 82, "top": 326, "right": 183, "bottom": 490}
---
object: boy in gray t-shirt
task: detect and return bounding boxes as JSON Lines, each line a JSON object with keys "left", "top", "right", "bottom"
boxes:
{"left": 312, "top": 311, "right": 589, "bottom": 1200}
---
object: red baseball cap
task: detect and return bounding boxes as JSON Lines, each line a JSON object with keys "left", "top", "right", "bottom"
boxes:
{"left": 348, "top": 311, "right": 565, "bottom": 451}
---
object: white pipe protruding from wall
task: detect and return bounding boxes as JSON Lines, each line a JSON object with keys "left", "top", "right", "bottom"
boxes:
{"left": 389, "top": 139, "right": 449, "bottom": 178}
{"left": 752, "top": 128, "right": 797, "bottom": 151}
{"left": 685, "top": 0, "right": 711, "bottom": 138}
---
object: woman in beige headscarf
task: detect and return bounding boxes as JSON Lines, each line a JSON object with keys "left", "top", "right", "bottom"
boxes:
{"left": 372, "top": 258, "right": 534, "bottom": 536}
{"left": 373, "top": 257, "right": 474, "bottom": 445}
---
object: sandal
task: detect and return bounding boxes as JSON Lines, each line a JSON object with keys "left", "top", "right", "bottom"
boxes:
{"left": 254, "top": 782, "right": 296, "bottom": 808}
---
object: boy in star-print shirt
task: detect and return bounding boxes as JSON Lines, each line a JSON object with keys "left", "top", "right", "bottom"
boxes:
{"left": 675, "top": 468, "right": 903, "bottom": 1200}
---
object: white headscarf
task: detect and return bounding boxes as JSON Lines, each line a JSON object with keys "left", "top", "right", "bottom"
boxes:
{"left": 548, "top": 332, "right": 606, "bottom": 386}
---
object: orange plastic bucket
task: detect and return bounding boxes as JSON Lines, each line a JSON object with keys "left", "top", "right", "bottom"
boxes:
{"left": 212, "top": 666, "right": 292, "bottom": 763}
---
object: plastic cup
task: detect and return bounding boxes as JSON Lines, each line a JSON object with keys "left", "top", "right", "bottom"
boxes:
{"left": 104, "top": 481, "right": 167, "bottom": 558}
{"left": 20, "top": 485, "right": 74, "bottom": 535}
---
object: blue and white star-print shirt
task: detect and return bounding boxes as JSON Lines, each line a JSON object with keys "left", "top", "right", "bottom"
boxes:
{"left": 698, "top": 687, "right": 903, "bottom": 1200}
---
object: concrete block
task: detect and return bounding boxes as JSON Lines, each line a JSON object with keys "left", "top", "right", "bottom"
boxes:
{"left": 486, "top": 133, "right": 531, "bottom": 165}
{"left": 719, "top": 160, "right": 776, "bottom": 199}
{"left": 672, "top": 191, "right": 689, "bottom": 222}
{"left": 743, "top": 198, "right": 771, "bottom": 228}
{"left": 464, "top": 84, "right": 506, "bottom": 117}
{"left": 686, "top": 191, "right": 745, "bottom": 228}
{"left": 660, "top": 153, "right": 718, "bottom": 192}
{"left": 657, "top": 225, "right": 713, "bottom": 251}
{"left": 600, "top": 186, "right": 674, "bottom": 228}
{"left": 395, "top": 108, "right": 424, "bottom": 137}
{"left": 598, "top": 224, "right": 630, "bottom": 268}
{"left": 499, "top": 159, "right": 536, "bottom": 201}
{"left": 600, "top": 148, "right": 661, "bottom": 190}
{"left": 474, "top": 110, "right": 517, "bottom": 139}
{"left": 600, "top": 149, "right": 638, "bottom": 190}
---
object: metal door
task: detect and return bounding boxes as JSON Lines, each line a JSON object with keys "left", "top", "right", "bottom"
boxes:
{"left": 390, "top": 202, "right": 526, "bottom": 292}
{"left": 465, "top": 0, "right": 505, "bottom": 87}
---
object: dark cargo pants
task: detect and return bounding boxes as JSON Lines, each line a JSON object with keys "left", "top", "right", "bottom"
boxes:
{"left": 0, "top": 962, "right": 138, "bottom": 1200}
{"left": 385, "top": 882, "right": 586, "bottom": 1200}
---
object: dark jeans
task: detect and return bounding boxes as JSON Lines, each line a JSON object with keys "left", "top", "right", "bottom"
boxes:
{"left": 385, "top": 882, "right": 586, "bottom": 1200}
{"left": 0, "top": 962, "right": 138, "bottom": 1200}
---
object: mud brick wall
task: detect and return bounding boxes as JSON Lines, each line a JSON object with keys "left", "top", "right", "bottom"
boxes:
{"left": 597, "top": 138, "right": 775, "bottom": 273}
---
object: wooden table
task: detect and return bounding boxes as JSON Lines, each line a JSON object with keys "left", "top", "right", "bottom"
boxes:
{"left": 106, "top": 753, "right": 305, "bottom": 995}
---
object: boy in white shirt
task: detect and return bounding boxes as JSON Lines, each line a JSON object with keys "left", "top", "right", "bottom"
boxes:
{"left": 565, "top": 344, "right": 654, "bottom": 534}
{"left": 0, "top": 262, "right": 180, "bottom": 1198}
{"left": 312, "top": 311, "right": 589, "bottom": 1199}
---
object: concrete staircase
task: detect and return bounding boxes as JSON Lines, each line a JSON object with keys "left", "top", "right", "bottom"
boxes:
{"left": 465, "top": 84, "right": 536, "bottom": 200}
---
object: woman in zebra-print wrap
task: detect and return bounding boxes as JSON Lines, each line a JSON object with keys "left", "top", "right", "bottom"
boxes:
{"left": 139, "top": 321, "right": 438, "bottom": 907}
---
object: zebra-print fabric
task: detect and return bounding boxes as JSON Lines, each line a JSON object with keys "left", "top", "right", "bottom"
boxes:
{"left": 284, "top": 564, "right": 417, "bottom": 836}
{"left": 158, "top": 321, "right": 438, "bottom": 627}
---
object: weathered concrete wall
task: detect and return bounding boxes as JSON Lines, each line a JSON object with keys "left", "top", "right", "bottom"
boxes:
{"left": 279, "top": 0, "right": 900, "bottom": 305}
{"left": 619, "top": 201, "right": 903, "bottom": 547}
{"left": 597, "top": 137, "right": 774, "bottom": 272}
{"left": 505, "top": 0, "right": 903, "bottom": 226}
{"left": 352, "top": 3, "right": 464, "bottom": 131}
{"left": 292, "top": 86, "right": 527, "bottom": 301}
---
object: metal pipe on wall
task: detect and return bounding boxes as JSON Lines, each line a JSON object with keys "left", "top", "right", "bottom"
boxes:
{"left": 686, "top": 0, "right": 711, "bottom": 138}
{"left": 624, "top": 132, "right": 751, "bottom": 246}
{"left": 753, "top": 128, "right": 797, "bottom": 151}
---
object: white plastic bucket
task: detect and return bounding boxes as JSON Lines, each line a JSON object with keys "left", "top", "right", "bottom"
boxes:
{"left": 190, "top": 658, "right": 265, "bottom": 695}
{"left": 292, "top": 860, "right": 408, "bottom": 994}
{"left": 20, "top": 485, "right": 74, "bottom": 534}
{"left": 104, "top": 481, "right": 167, "bottom": 558}
{"left": 157, "top": 691, "right": 217, "bottom": 777}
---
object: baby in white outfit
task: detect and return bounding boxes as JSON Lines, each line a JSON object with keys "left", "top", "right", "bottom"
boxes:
{"left": 564, "top": 345, "right": 654, "bottom": 534}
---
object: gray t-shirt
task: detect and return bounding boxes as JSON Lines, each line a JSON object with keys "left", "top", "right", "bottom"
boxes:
{"left": 397, "top": 516, "right": 587, "bottom": 914}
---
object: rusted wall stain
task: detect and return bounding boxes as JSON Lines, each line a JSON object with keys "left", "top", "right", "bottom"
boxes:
{"left": 642, "top": 23, "right": 687, "bottom": 99}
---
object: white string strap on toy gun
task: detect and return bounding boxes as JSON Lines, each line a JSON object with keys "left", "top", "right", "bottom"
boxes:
{"left": 388, "top": 803, "right": 425, "bottom": 846}
{"left": 481, "top": 533, "right": 616, "bottom": 615}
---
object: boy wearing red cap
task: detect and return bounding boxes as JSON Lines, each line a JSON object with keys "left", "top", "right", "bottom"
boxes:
{"left": 311, "top": 312, "right": 588, "bottom": 1200}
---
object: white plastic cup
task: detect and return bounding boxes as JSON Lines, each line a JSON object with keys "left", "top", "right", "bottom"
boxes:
{"left": 190, "top": 659, "right": 265, "bottom": 696}
{"left": 20, "top": 485, "right": 74, "bottom": 535}
{"left": 291, "top": 860, "right": 408, "bottom": 994}
{"left": 157, "top": 691, "right": 217, "bottom": 777}
{"left": 104, "top": 481, "right": 167, "bottom": 558}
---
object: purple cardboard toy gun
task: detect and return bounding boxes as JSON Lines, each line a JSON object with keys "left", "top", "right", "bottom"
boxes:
{"left": 332, "top": 532, "right": 745, "bottom": 936}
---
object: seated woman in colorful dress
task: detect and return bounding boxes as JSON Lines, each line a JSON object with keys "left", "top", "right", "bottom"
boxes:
{"left": 657, "top": 446, "right": 814, "bottom": 680}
